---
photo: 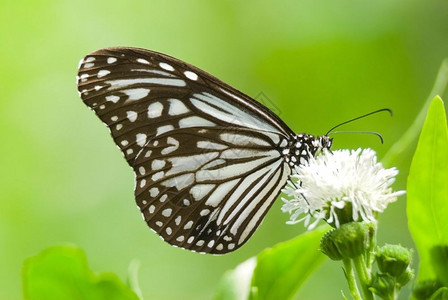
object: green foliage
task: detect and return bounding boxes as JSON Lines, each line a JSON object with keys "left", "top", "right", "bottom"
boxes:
{"left": 22, "top": 246, "right": 139, "bottom": 300}
{"left": 407, "top": 97, "right": 448, "bottom": 282}
{"left": 214, "top": 226, "right": 328, "bottom": 300}
{"left": 249, "top": 226, "right": 328, "bottom": 300}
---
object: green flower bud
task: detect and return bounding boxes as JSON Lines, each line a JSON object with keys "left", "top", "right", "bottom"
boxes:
{"left": 320, "top": 222, "right": 370, "bottom": 260}
{"left": 369, "top": 273, "right": 396, "bottom": 299}
{"left": 396, "top": 267, "right": 414, "bottom": 287}
{"left": 413, "top": 280, "right": 443, "bottom": 300}
{"left": 320, "top": 228, "right": 344, "bottom": 260}
{"left": 376, "top": 244, "right": 412, "bottom": 277}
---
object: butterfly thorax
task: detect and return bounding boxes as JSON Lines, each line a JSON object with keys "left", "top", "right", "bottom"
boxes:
{"left": 282, "top": 134, "right": 333, "bottom": 167}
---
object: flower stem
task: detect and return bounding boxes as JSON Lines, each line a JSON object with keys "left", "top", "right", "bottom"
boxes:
{"left": 353, "top": 255, "right": 374, "bottom": 300}
{"left": 343, "top": 259, "right": 362, "bottom": 300}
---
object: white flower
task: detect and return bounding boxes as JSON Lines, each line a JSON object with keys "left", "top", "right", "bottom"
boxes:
{"left": 281, "top": 148, "right": 405, "bottom": 229}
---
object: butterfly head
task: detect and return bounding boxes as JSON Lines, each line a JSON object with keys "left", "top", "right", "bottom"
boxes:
{"left": 284, "top": 134, "right": 333, "bottom": 167}
{"left": 317, "top": 135, "right": 333, "bottom": 153}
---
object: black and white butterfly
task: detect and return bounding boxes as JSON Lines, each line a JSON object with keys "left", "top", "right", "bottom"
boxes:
{"left": 76, "top": 47, "right": 332, "bottom": 254}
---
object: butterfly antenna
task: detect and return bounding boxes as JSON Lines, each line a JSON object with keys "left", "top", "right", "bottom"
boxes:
{"left": 328, "top": 130, "right": 384, "bottom": 144}
{"left": 325, "top": 108, "right": 393, "bottom": 136}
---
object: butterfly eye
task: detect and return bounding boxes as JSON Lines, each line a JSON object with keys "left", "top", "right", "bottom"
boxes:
{"left": 77, "top": 47, "right": 330, "bottom": 254}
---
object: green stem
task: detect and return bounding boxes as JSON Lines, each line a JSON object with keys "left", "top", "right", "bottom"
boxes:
{"left": 366, "top": 222, "right": 377, "bottom": 270}
{"left": 382, "top": 58, "right": 448, "bottom": 166}
{"left": 343, "top": 259, "right": 362, "bottom": 300}
{"left": 353, "top": 255, "right": 374, "bottom": 300}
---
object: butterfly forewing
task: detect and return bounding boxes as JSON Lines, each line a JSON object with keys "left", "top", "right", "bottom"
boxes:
{"left": 77, "top": 47, "right": 297, "bottom": 254}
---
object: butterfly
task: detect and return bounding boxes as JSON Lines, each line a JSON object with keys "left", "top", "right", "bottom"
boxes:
{"left": 76, "top": 47, "right": 332, "bottom": 254}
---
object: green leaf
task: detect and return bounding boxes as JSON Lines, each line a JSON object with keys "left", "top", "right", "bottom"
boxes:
{"left": 23, "top": 245, "right": 139, "bottom": 300}
{"left": 214, "top": 258, "right": 256, "bottom": 300}
{"left": 430, "top": 287, "right": 448, "bottom": 300}
{"left": 407, "top": 96, "right": 448, "bottom": 281}
{"left": 249, "top": 225, "right": 329, "bottom": 300}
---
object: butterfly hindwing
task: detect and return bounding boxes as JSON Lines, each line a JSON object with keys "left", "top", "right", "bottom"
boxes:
{"left": 133, "top": 127, "right": 291, "bottom": 254}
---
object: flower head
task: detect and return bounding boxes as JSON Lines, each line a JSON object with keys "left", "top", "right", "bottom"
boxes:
{"left": 282, "top": 148, "right": 405, "bottom": 229}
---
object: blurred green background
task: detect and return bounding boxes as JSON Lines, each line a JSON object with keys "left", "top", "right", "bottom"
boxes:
{"left": 2, "top": 0, "right": 448, "bottom": 299}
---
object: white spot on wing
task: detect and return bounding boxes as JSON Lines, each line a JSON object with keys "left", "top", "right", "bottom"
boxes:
{"left": 184, "top": 71, "right": 198, "bottom": 81}
{"left": 200, "top": 209, "right": 210, "bottom": 216}
{"left": 152, "top": 171, "right": 164, "bottom": 181}
{"left": 137, "top": 58, "right": 150, "bottom": 64}
{"left": 161, "top": 174, "right": 194, "bottom": 190}
{"left": 106, "top": 78, "right": 185, "bottom": 89}
{"left": 139, "top": 166, "right": 146, "bottom": 175}
{"left": 166, "top": 152, "right": 218, "bottom": 176}
{"left": 123, "top": 88, "right": 150, "bottom": 101}
{"left": 184, "top": 221, "right": 193, "bottom": 230}
{"left": 162, "top": 208, "right": 172, "bottom": 217}
{"left": 159, "top": 62, "right": 175, "bottom": 71}
{"left": 107, "top": 57, "right": 117, "bottom": 64}
{"left": 157, "top": 124, "right": 174, "bottom": 136}
{"left": 149, "top": 187, "right": 159, "bottom": 197}
{"left": 136, "top": 133, "right": 147, "bottom": 147}
{"left": 127, "top": 111, "right": 138, "bottom": 122}
{"left": 205, "top": 178, "right": 239, "bottom": 207}
{"left": 148, "top": 102, "right": 163, "bottom": 118}
{"left": 106, "top": 95, "right": 120, "bottom": 103}
{"left": 220, "top": 133, "right": 270, "bottom": 147}
{"left": 80, "top": 73, "right": 89, "bottom": 82}
{"left": 161, "top": 137, "right": 180, "bottom": 155}
{"left": 159, "top": 194, "right": 168, "bottom": 202}
{"left": 168, "top": 98, "right": 190, "bottom": 116}
{"left": 98, "top": 70, "right": 110, "bottom": 78}
{"left": 197, "top": 141, "right": 228, "bottom": 150}
{"left": 179, "top": 116, "right": 216, "bottom": 128}
{"left": 151, "top": 159, "right": 166, "bottom": 170}
{"left": 190, "top": 184, "right": 215, "bottom": 201}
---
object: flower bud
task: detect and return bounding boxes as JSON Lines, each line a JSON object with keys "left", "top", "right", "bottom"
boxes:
{"left": 376, "top": 244, "right": 412, "bottom": 277}
{"left": 396, "top": 267, "right": 414, "bottom": 287}
{"left": 320, "top": 222, "right": 370, "bottom": 260}
{"left": 369, "top": 273, "right": 395, "bottom": 299}
{"left": 320, "top": 228, "right": 343, "bottom": 260}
